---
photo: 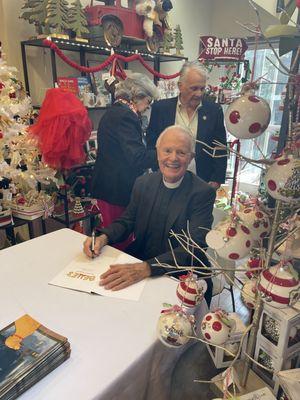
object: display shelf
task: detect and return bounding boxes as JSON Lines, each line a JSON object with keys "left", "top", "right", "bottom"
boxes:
{"left": 21, "top": 38, "right": 188, "bottom": 62}
{"left": 32, "top": 105, "right": 109, "bottom": 111}
{"left": 20, "top": 38, "right": 188, "bottom": 96}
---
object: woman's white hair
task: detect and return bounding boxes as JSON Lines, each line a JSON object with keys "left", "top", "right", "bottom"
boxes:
{"left": 114, "top": 72, "right": 159, "bottom": 102}
{"left": 156, "top": 125, "right": 195, "bottom": 153}
{"left": 178, "top": 60, "right": 208, "bottom": 84}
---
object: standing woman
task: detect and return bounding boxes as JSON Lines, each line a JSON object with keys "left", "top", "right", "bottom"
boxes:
{"left": 91, "top": 73, "right": 159, "bottom": 247}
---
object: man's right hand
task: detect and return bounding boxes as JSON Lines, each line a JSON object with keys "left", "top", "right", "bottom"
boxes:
{"left": 83, "top": 234, "right": 108, "bottom": 258}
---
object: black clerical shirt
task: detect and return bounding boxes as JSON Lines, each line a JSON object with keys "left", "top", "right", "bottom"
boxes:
{"left": 137, "top": 181, "right": 177, "bottom": 261}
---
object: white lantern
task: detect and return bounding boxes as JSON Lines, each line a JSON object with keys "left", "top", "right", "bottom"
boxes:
{"left": 206, "top": 218, "right": 253, "bottom": 261}
{"left": 258, "top": 261, "right": 300, "bottom": 308}
{"left": 265, "top": 154, "right": 300, "bottom": 203}
{"left": 225, "top": 93, "right": 271, "bottom": 139}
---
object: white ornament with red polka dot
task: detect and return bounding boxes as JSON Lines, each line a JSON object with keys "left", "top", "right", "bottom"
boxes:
{"left": 265, "top": 154, "right": 300, "bottom": 203}
{"left": 206, "top": 218, "right": 254, "bottom": 261}
{"left": 225, "top": 92, "right": 271, "bottom": 139}
{"left": 241, "top": 279, "right": 257, "bottom": 309}
{"left": 258, "top": 261, "right": 300, "bottom": 308}
{"left": 201, "top": 310, "right": 236, "bottom": 345}
{"left": 237, "top": 207, "right": 270, "bottom": 244}
{"left": 176, "top": 273, "right": 207, "bottom": 308}
{"left": 157, "top": 307, "right": 194, "bottom": 348}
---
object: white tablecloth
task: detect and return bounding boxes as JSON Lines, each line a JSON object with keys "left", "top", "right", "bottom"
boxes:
{"left": 0, "top": 228, "right": 207, "bottom": 400}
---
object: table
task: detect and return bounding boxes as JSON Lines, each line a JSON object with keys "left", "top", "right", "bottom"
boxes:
{"left": 0, "top": 228, "right": 207, "bottom": 400}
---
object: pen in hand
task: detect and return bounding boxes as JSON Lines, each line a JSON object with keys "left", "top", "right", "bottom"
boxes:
{"left": 91, "top": 230, "right": 95, "bottom": 258}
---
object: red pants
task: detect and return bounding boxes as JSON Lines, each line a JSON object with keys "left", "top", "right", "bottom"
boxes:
{"left": 97, "top": 200, "right": 133, "bottom": 251}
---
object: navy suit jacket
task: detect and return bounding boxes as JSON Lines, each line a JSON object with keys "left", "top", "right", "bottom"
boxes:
{"left": 146, "top": 96, "right": 227, "bottom": 183}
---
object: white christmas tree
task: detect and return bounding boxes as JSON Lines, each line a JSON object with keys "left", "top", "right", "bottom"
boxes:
{"left": 0, "top": 43, "right": 57, "bottom": 218}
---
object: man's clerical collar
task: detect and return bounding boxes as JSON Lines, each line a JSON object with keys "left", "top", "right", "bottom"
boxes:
{"left": 163, "top": 176, "right": 184, "bottom": 189}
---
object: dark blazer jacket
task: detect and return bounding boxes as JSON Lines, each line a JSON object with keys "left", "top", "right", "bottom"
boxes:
{"left": 91, "top": 103, "right": 158, "bottom": 207}
{"left": 146, "top": 96, "right": 227, "bottom": 183}
{"left": 100, "top": 171, "right": 216, "bottom": 274}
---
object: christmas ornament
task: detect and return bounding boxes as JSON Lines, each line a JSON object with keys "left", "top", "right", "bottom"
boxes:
{"left": 241, "top": 279, "right": 257, "bottom": 309}
{"left": 176, "top": 272, "right": 207, "bottom": 308}
{"left": 157, "top": 305, "right": 194, "bottom": 348}
{"left": 237, "top": 206, "right": 270, "bottom": 243}
{"left": 265, "top": 154, "right": 300, "bottom": 203}
{"left": 258, "top": 261, "right": 300, "bottom": 308}
{"left": 206, "top": 217, "right": 253, "bottom": 261}
{"left": 201, "top": 310, "right": 236, "bottom": 345}
{"left": 245, "top": 253, "right": 263, "bottom": 279}
{"left": 263, "top": 315, "right": 280, "bottom": 343}
{"left": 225, "top": 92, "right": 271, "bottom": 139}
{"left": 72, "top": 197, "right": 85, "bottom": 217}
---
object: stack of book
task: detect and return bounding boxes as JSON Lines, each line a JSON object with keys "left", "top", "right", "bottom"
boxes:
{"left": 0, "top": 314, "right": 70, "bottom": 400}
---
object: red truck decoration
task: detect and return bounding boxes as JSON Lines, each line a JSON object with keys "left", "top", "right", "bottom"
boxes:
{"left": 85, "top": 0, "right": 173, "bottom": 52}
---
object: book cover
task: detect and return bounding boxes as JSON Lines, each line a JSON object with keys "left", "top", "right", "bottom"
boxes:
{"left": 77, "top": 76, "right": 92, "bottom": 101}
{"left": 0, "top": 314, "right": 70, "bottom": 399}
{"left": 56, "top": 77, "right": 79, "bottom": 96}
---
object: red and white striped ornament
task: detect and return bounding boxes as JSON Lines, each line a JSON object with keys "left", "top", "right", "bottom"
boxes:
{"left": 258, "top": 261, "right": 300, "bottom": 308}
{"left": 206, "top": 218, "right": 253, "bottom": 261}
{"left": 176, "top": 273, "right": 207, "bottom": 308}
{"left": 225, "top": 92, "right": 271, "bottom": 139}
{"left": 201, "top": 310, "right": 236, "bottom": 345}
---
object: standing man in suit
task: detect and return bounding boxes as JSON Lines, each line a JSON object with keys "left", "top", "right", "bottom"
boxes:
{"left": 83, "top": 125, "right": 216, "bottom": 305}
{"left": 147, "top": 61, "right": 227, "bottom": 189}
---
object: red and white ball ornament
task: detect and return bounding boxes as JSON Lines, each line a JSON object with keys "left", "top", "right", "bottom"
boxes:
{"left": 225, "top": 92, "right": 271, "bottom": 139}
{"left": 265, "top": 154, "right": 300, "bottom": 203}
{"left": 258, "top": 261, "right": 300, "bottom": 308}
{"left": 206, "top": 218, "right": 253, "bottom": 261}
{"left": 241, "top": 279, "right": 257, "bottom": 309}
{"left": 237, "top": 206, "right": 270, "bottom": 244}
{"left": 201, "top": 310, "right": 236, "bottom": 345}
{"left": 176, "top": 272, "right": 207, "bottom": 308}
{"left": 157, "top": 305, "right": 195, "bottom": 348}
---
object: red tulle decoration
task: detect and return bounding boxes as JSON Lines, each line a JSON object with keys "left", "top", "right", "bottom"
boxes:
{"left": 29, "top": 88, "right": 92, "bottom": 169}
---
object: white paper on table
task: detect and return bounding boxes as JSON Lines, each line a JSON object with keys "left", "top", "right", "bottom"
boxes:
{"left": 49, "top": 252, "right": 146, "bottom": 301}
{"left": 49, "top": 253, "right": 115, "bottom": 293}
{"left": 91, "top": 253, "right": 146, "bottom": 301}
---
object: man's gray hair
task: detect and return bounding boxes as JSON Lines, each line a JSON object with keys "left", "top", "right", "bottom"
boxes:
{"left": 178, "top": 60, "right": 208, "bottom": 84}
{"left": 156, "top": 125, "right": 195, "bottom": 153}
{"left": 115, "top": 72, "right": 159, "bottom": 102}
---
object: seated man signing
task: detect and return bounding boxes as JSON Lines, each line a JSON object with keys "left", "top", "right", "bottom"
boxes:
{"left": 83, "top": 125, "right": 216, "bottom": 304}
